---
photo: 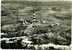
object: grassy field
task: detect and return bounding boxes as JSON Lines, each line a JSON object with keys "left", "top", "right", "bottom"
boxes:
{"left": 1, "top": 1, "right": 72, "bottom": 25}
{"left": 1, "top": 1, "right": 72, "bottom": 49}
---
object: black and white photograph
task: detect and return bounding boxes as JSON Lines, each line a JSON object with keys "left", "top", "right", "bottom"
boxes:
{"left": 1, "top": 0, "right": 72, "bottom": 50}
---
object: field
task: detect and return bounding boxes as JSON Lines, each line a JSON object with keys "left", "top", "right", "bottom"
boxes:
{"left": 1, "top": 0, "right": 72, "bottom": 50}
